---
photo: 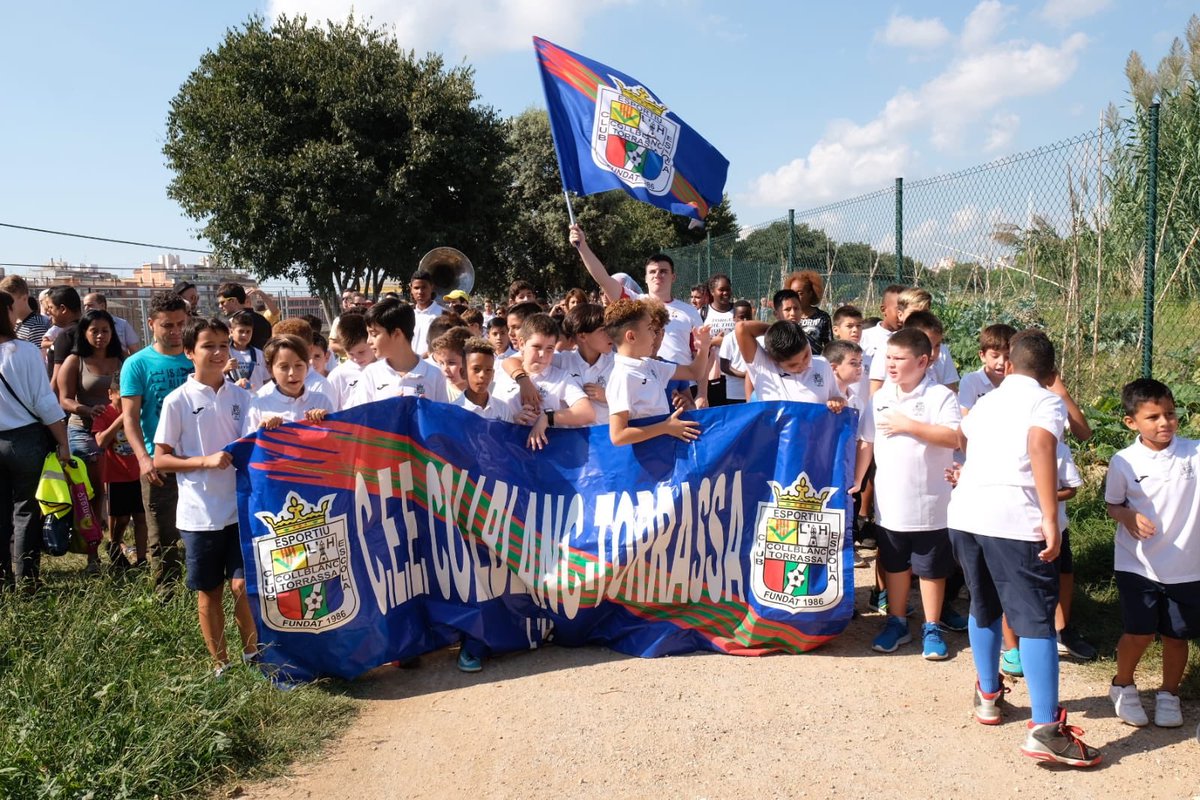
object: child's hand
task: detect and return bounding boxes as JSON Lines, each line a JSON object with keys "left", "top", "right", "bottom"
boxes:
{"left": 692, "top": 325, "right": 712, "bottom": 352}
{"left": 1130, "top": 513, "right": 1156, "bottom": 540}
{"left": 527, "top": 412, "right": 549, "bottom": 451}
{"left": 514, "top": 404, "right": 539, "bottom": 425}
{"left": 260, "top": 416, "right": 283, "bottom": 430}
{"left": 202, "top": 451, "right": 233, "bottom": 470}
{"left": 517, "top": 378, "right": 542, "bottom": 414}
{"left": 224, "top": 358, "right": 239, "bottom": 376}
{"left": 876, "top": 409, "right": 912, "bottom": 436}
{"left": 304, "top": 408, "right": 328, "bottom": 423}
{"left": 826, "top": 397, "right": 846, "bottom": 414}
{"left": 672, "top": 390, "right": 696, "bottom": 411}
{"left": 664, "top": 408, "right": 700, "bottom": 443}
{"left": 1038, "top": 520, "right": 1061, "bottom": 562}
{"left": 944, "top": 464, "right": 962, "bottom": 487}
{"left": 583, "top": 383, "right": 607, "bottom": 404}
{"left": 569, "top": 224, "right": 586, "bottom": 250}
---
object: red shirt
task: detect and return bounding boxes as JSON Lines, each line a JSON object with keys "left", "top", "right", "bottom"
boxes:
{"left": 91, "top": 404, "right": 140, "bottom": 484}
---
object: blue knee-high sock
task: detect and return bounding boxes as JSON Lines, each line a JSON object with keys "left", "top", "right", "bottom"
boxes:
{"left": 1020, "top": 636, "right": 1060, "bottom": 724}
{"left": 968, "top": 615, "right": 1003, "bottom": 694}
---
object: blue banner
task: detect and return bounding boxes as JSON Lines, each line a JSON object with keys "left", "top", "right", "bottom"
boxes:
{"left": 229, "top": 399, "right": 857, "bottom": 682}
{"left": 534, "top": 36, "right": 729, "bottom": 222}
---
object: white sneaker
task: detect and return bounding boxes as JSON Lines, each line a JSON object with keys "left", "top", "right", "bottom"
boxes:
{"left": 1109, "top": 683, "right": 1149, "bottom": 727}
{"left": 1154, "top": 691, "right": 1183, "bottom": 728}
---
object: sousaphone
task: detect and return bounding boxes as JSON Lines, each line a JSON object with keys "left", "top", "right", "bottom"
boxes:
{"left": 418, "top": 247, "right": 475, "bottom": 296}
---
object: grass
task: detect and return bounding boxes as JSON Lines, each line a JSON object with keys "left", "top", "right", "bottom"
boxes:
{"left": 0, "top": 557, "right": 358, "bottom": 799}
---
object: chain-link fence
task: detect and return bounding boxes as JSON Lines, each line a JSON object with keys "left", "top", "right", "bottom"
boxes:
{"left": 667, "top": 104, "right": 1199, "bottom": 404}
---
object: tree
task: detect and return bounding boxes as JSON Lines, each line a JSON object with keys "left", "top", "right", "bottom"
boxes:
{"left": 164, "top": 15, "right": 511, "bottom": 315}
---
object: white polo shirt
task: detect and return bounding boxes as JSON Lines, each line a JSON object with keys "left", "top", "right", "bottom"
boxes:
{"left": 1057, "top": 441, "right": 1083, "bottom": 533}
{"left": 453, "top": 391, "right": 514, "bottom": 422}
{"left": 412, "top": 301, "right": 444, "bottom": 356}
{"left": 607, "top": 354, "right": 675, "bottom": 420}
{"left": 154, "top": 377, "right": 250, "bottom": 531}
{"left": 745, "top": 348, "right": 836, "bottom": 404}
{"left": 248, "top": 384, "right": 336, "bottom": 429}
{"left": 958, "top": 368, "right": 1001, "bottom": 412}
{"left": 947, "top": 374, "right": 1066, "bottom": 541}
{"left": 640, "top": 295, "right": 702, "bottom": 366}
{"left": 718, "top": 333, "right": 747, "bottom": 401}
{"left": 345, "top": 357, "right": 450, "bottom": 408}
{"left": 554, "top": 349, "right": 614, "bottom": 423}
{"left": 860, "top": 376, "right": 961, "bottom": 531}
{"left": 1104, "top": 435, "right": 1200, "bottom": 583}
{"left": 496, "top": 363, "right": 587, "bottom": 418}
{"left": 326, "top": 359, "right": 365, "bottom": 409}
{"left": 859, "top": 324, "right": 895, "bottom": 371}
{"left": 869, "top": 342, "right": 959, "bottom": 387}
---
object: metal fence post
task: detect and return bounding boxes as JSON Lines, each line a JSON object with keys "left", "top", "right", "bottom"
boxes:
{"left": 787, "top": 209, "right": 795, "bottom": 273}
{"left": 1142, "top": 103, "right": 1159, "bottom": 379}
{"left": 895, "top": 177, "right": 904, "bottom": 283}
{"left": 706, "top": 231, "right": 712, "bottom": 280}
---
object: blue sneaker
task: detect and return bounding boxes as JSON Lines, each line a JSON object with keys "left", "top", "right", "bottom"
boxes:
{"left": 940, "top": 608, "right": 969, "bottom": 633}
{"left": 872, "top": 616, "right": 912, "bottom": 653}
{"left": 922, "top": 622, "right": 948, "bottom": 660}
{"left": 457, "top": 649, "right": 483, "bottom": 673}
{"left": 1001, "top": 647, "right": 1024, "bottom": 677}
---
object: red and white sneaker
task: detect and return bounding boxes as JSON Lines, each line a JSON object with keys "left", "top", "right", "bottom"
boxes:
{"left": 1020, "top": 707, "right": 1102, "bottom": 767}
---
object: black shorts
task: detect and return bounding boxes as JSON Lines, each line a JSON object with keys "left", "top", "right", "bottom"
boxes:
{"left": 1057, "top": 528, "right": 1073, "bottom": 575}
{"left": 950, "top": 529, "right": 1059, "bottom": 638}
{"left": 1115, "top": 571, "right": 1200, "bottom": 640}
{"left": 107, "top": 480, "right": 144, "bottom": 517}
{"left": 878, "top": 527, "right": 953, "bottom": 578}
{"left": 181, "top": 524, "right": 244, "bottom": 592}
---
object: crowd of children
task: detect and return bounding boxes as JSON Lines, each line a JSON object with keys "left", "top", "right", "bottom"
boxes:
{"left": 2, "top": 223, "right": 1196, "bottom": 765}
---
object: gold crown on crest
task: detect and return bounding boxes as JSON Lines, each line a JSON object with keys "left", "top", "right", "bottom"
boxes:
{"left": 769, "top": 474, "right": 833, "bottom": 512}
{"left": 612, "top": 77, "right": 668, "bottom": 116}
{"left": 257, "top": 492, "right": 331, "bottom": 536}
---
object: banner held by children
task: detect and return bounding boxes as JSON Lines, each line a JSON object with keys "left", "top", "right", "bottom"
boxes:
{"left": 230, "top": 398, "right": 856, "bottom": 682}
{"left": 534, "top": 36, "right": 729, "bottom": 223}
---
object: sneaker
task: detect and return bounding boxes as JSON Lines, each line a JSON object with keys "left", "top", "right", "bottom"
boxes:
{"left": 939, "top": 608, "right": 969, "bottom": 633}
{"left": 1153, "top": 691, "right": 1183, "bottom": 728}
{"left": 872, "top": 616, "right": 911, "bottom": 653}
{"left": 853, "top": 551, "right": 867, "bottom": 568}
{"left": 1020, "top": 708, "right": 1102, "bottom": 767}
{"left": 84, "top": 558, "right": 101, "bottom": 577}
{"left": 1000, "top": 647, "right": 1024, "bottom": 677}
{"left": 922, "top": 622, "right": 948, "bottom": 660}
{"left": 973, "top": 680, "right": 1010, "bottom": 725}
{"left": 1108, "top": 683, "right": 1149, "bottom": 727}
{"left": 855, "top": 518, "right": 877, "bottom": 550}
{"left": 457, "top": 649, "right": 483, "bottom": 673}
{"left": 1056, "top": 628, "right": 1098, "bottom": 661}
{"left": 868, "top": 588, "right": 887, "bottom": 613}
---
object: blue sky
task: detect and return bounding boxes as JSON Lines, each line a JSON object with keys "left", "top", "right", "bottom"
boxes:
{"left": 0, "top": 0, "right": 1192, "bottom": 280}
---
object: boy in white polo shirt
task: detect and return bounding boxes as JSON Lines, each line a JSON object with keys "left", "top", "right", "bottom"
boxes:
{"left": 346, "top": 297, "right": 449, "bottom": 408}
{"left": 853, "top": 328, "right": 961, "bottom": 659}
{"left": 1104, "top": 378, "right": 1200, "bottom": 730}
{"left": 152, "top": 317, "right": 257, "bottom": 676}
{"left": 454, "top": 338, "right": 516, "bottom": 422}
{"left": 947, "top": 329, "right": 1100, "bottom": 767}
{"left": 957, "top": 324, "right": 1015, "bottom": 412}
{"left": 556, "top": 303, "right": 615, "bottom": 424}
{"left": 859, "top": 285, "right": 905, "bottom": 395}
{"left": 248, "top": 335, "right": 335, "bottom": 429}
{"left": 869, "top": 311, "right": 958, "bottom": 394}
{"left": 734, "top": 319, "right": 843, "bottom": 411}
{"left": 604, "top": 298, "right": 711, "bottom": 446}
{"left": 326, "top": 313, "right": 375, "bottom": 409}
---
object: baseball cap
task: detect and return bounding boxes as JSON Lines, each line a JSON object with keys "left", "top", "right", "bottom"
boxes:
{"left": 443, "top": 289, "right": 470, "bottom": 303}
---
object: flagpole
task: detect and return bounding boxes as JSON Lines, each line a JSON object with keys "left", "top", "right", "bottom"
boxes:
{"left": 563, "top": 190, "right": 577, "bottom": 226}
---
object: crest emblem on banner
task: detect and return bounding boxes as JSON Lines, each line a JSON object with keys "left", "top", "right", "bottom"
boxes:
{"left": 750, "top": 473, "right": 844, "bottom": 611}
{"left": 591, "top": 78, "right": 679, "bottom": 196}
{"left": 254, "top": 492, "right": 359, "bottom": 632}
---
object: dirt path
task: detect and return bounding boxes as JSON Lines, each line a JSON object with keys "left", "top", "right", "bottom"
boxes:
{"left": 244, "top": 567, "right": 1199, "bottom": 800}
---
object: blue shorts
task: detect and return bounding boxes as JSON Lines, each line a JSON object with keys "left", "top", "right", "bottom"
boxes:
{"left": 878, "top": 527, "right": 953, "bottom": 578}
{"left": 949, "top": 529, "right": 1059, "bottom": 638}
{"left": 182, "top": 524, "right": 244, "bottom": 592}
{"left": 1115, "top": 571, "right": 1200, "bottom": 640}
{"left": 67, "top": 425, "right": 101, "bottom": 463}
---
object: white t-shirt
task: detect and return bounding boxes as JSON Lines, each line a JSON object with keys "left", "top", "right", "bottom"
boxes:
{"left": 958, "top": 368, "right": 1001, "bottom": 412}
{"left": 412, "top": 301, "right": 444, "bottom": 356}
{"left": 607, "top": 354, "right": 675, "bottom": 420}
{"left": 554, "top": 349, "right": 614, "bottom": 424}
{"left": 718, "top": 334, "right": 747, "bottom": 401}
{"left": 870, "top": 342, "right": 959, "bottom": 387}
{"left": 745, "top": 348, "right": 836, "bottom": 404}
{"left": 859, "top": 324, "right": 895, "bottom": 373}
{"left": 346, "top": 357, "right": 450, "bottom": 407}
{"left": 453, "top": 391, "right": 514, "bottom": 422}
{"left": 1104, "top": 436, "right": 1200, "bottom": 583}
{"left": 326, "top": 359, "right": 365, "bottom": 409}
{"left": 860, "top": 376, "right": 961, "bottom": 531}
{"left": 643, "top": 296, "right": 702, "bottom": 366}
{"left": 228, "top": 345, "right": 269, "bottom": 393}
{"left": 248, "top": 384, "right": 336, "bottom": 430}
{"left": 497, "top": 363, "right": 587, "bottom": 419}
{"left": 1057, "top": 441, "right": 1083, "bottom": 533}
{"left": 154, "top": 377, "right": 250, "bottom": 531}
{"left": 947, "top": 374, "right": 1066, "bottom": 541}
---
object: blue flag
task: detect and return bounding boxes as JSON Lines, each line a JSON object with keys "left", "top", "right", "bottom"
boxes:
{"left": 534, "top": 36, "right": 729, "bottom": 222}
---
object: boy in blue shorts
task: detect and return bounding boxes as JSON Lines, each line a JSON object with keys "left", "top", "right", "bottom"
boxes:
{"left": 947, "top": 329, "right": 1100, "bottom": 766}
{"left": 1105, "top": 379, "right": 1199, "bottom": 729}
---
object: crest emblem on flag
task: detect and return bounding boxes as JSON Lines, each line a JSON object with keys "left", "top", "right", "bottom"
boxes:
{"left": 750, "top": 473, "right": 845, "bottom": 611}
{"left": 254, "top": 491, "right": 360, "bottom": 632}
{"left": 591, "top": 79, "right": 679, "bottom": 196}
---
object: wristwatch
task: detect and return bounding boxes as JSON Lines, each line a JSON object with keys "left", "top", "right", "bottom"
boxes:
{"left": 545, "top": 409, "right": 555, "bottom": 427}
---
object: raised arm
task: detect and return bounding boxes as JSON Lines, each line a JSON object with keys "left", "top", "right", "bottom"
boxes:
{"left": 570, "top": 225, "right": 623, "bottom": 302}
{"left": 734, "top": 320, "right": 768, "bottom": 365}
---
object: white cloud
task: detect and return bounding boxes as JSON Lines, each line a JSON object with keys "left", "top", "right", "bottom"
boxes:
{"left": 267, "top": 0, "right": 618, "bottom": 56}
{"left": 878, "top": 14, "right": 952, "bottom": 49}
{"left": 983, "top": 112, "right": 1020, "bottom": 152}
{"left": 960, "top": 1, "right": 1013, "bottom": 51}
{"left": 1038, "top": 0, "right": 1112, "bottom": 27}
{"left": 947, "top": 204, "right": 981, "bottom": 234}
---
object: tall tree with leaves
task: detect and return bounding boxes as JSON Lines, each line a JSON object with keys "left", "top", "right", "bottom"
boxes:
{"left": 164, "top": 15, "right": 511, "bottom": 315}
